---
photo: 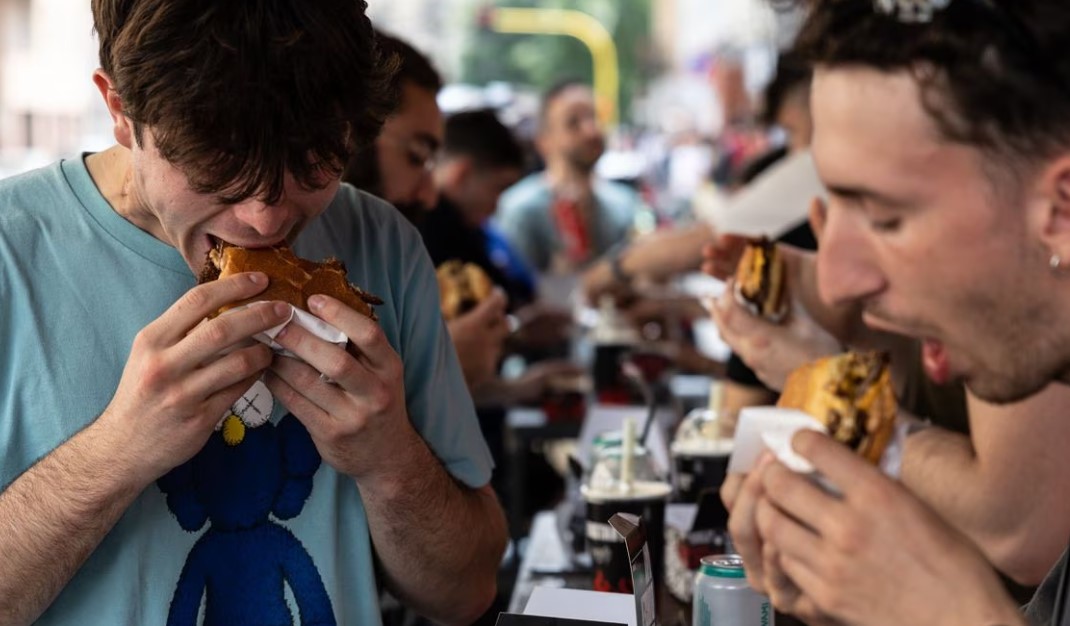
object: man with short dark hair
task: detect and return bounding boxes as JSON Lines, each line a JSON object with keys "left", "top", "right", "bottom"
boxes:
{"left": 496, "top": 81, "right": 641, "bottom": 273}
{"left": 0, "top": 4, "right": 505, "bottom": 625}
{"left": 423, "top": 108, "right": 533, "bottom": 308}
{"left": 724, "top": 1, "right": 1070, "bottom": 624}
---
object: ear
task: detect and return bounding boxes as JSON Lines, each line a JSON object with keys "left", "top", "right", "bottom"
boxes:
{"left": 1035, "top": 155, "right": 1070, "bottom": 262}
{"left": 451, "top": 157, "right": 474, "bottom": 186}
{"left": 434, "top": 157, "right": 469, "bottom": 191}
{"left": 92, "top": 69, "right": 135, "bottom": 149}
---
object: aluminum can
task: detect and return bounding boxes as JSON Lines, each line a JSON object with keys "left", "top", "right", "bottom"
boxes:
{"left": 693, "top": 555, "right": 773, "bottom": 626}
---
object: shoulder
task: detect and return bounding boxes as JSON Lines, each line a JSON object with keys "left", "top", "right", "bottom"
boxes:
{"left": 594, "top": 179, "right": 641, "bottom": 208}
{"left": 593, "top": 180, "right": 641, "bottom": 225}
{"left": 312, "top": 185, "right": 427, "bottom": 262}
{"left": 0, "top": 162, "right": 68, "bottom": 216}
{"left": 0, "top": 162, "right": 72, "bottom": 245}
{"left": 497, "top": 174, "right": 550, "bottom": 218}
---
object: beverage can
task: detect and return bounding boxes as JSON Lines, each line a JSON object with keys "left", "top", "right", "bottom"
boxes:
{"left": 693, "top": 555, "right": 774, "bottom": 626}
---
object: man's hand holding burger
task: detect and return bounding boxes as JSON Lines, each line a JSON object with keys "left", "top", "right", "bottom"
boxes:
{"left": 712, "top": 287, "right": 842, "bottom": 392}
{"left": 98, "top": 272, "right": 288, "bottom": 479}
{"left": 263, "top": 293, "right": 417, "bottom": 482}
{"left": 447, "top": 290, "right": 509, "bottom": 390}
{"left": 729, "top": 432, "right": 1024, "bottom": 626}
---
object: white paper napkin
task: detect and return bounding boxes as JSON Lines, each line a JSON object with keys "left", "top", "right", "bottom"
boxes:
{"left": 727, "top": 405, "right": 907, "bottom": 481}
{"left": 227, "top": 303, "right": 348, "bottom": 359}
{"left": 728, "top": 406, "right": 825, "bottom": 474}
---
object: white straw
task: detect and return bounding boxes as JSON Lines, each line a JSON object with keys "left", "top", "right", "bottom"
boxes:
{"left": 708, "top": 379, "right": 724, "bottom": 415}
{"left": 620, "top": 417, "right": 636, "bottom": 492}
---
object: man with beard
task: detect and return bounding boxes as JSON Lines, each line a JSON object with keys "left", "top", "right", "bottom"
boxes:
{"left": 722, "top": 1, "right": 1070, "bottom": 624}
{"left": 344, "top": 32, "right": 508, "bottom": 391}
{"left": 496, "top": 81, "right": 641, "bottom": 273}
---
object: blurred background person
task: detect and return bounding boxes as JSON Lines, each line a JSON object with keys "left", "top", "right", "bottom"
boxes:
{"left": 344, "top": 31, "right": 580, "bottom": 534}
{"left": 428, "top": 108, "right": 575, "bottom": 359}
{"left": 344, "top": 31, "right": 509, "bottom": 394}
{"left": 425, "top": 108, "right": 533, "bottom": 308}
{"left": 581, "top": 52, "right": 821, "bottom": 305}
{"left": 495, "top": 81, "right": 642, "bottom": 274}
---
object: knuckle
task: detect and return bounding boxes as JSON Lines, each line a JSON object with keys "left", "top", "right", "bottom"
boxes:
{"left": 352, "top": 323, "right": 381, "bottom": 348}
{"left": 367, "top": 383, "right": 392, "bottom": 411}
{"left": 139, "top": 354, "right": 170, "bottom": 389}
{"left": 132, "top": 327, "right": 156, "bottom": 350}
{"left": 232, "top": 347, "right": 267, "bottom": 375}
{"left": 182, "top": 285, "right": 212, "bottom": 312}
{"left": 203, "top": 318, "right": 232, "bottom": 346}
{"left": 321, "top": 351, "right": 355, "bottom": 380}
{"left": 158, "top": 385, "right": 187, "bottom": 414}
{"left": 828, "top": 515, "right": 867, "bottom": 553}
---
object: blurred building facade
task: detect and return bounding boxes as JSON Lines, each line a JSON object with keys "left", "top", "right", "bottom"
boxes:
{"left": 0, "top": 0, "right": 798, "bottom": 178}
{"left": 0, "top": 0, "right": 108, "bottom": 176}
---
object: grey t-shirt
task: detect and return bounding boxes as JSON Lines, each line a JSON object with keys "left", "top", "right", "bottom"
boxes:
{"left": 1025, "top": 549, "right": 1069, "bottom": 625}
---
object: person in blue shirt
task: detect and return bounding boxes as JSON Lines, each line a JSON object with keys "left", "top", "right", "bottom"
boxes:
{"left": 0, "top": 3, "right": 506, "bottom": 625}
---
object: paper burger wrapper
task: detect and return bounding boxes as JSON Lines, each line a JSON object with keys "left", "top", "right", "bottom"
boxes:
{"left": 225, "top": 303, "right": 348, "bottom": 359}
{"left": 727, "top": 406, "right": 907, "bottom": 480}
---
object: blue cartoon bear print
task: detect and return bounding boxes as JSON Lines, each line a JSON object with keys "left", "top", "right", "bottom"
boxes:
{"left": 157, "top": 400, "right": 335, "bottom": 626}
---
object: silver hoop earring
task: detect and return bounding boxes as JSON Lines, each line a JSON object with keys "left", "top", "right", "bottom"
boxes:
{"left": 1051, "top": 254, "right": 1063, "bottom": 271}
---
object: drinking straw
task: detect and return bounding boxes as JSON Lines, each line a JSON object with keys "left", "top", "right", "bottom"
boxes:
{"left": 708, "top": 379, "right": 724, "bottom": 414}
{"left": 708, "top": 379, "right": 726, "bottom": 438}
{"left": 621, "top": 416, "right": 636, "bottom": 492}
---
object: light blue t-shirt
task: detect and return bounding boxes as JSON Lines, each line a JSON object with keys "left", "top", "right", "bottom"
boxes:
{"left": 0, "top": 157, "right": 492, "bottom": 625}
{"left": 494, "top": 172, "right": 640, "bottom": 272}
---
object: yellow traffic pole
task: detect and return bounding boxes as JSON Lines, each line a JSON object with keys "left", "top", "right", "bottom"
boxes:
{"left": 488, "top": 7, "right": 620, "bottom": 127}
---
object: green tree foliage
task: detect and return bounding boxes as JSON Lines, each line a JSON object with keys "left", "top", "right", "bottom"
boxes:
{"left": 461, "top": 0, "right": 655, "bottom": 123}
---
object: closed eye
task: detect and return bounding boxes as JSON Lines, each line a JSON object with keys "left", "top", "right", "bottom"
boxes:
{"left": 870, "top": 217, "right": 901, "bottom": 233}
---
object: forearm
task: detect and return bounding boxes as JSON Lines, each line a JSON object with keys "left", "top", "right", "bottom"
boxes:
{"left": 584, "top": 224, "right": 715, "bottom": 300}
{"left": 901, "top": 419, "right": 1067, "bottom": 584}
{"left": 361, "top": 431, "right": 507, "bottom": 626}
{"left": 621, "top": 223, "right": 714, "bottom": 282}
{"left": 0, "top": 418, "right": 148, "bottom": 625}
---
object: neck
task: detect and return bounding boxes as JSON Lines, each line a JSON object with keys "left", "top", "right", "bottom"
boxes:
{"left": 85, "top": 145, "right": 169, "bottom": 243}
{"left": 545, "top": 159, "right": 592, "bottom": 192}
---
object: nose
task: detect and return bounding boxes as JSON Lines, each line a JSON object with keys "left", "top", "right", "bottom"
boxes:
{"left": 232, "top": 199, "right": 291, "bottom": 239}
{"left": 815, "top": 203, "right": 886, "bottom": 308}
{"left": 415, "top": 170, "right": 439, "bottom": 211}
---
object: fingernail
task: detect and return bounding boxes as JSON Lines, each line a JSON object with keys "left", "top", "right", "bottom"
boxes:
{"left": 308, "top": 295, "right": 325, "bottom": 312}
{"left": 273, "top": 302, "right": 290, "bottom": 317}
{"left": 275, "top": 324, "right": 289, "bottom": 340}
{"left": 248, "top": 272, "right": 267, "bottom": 285}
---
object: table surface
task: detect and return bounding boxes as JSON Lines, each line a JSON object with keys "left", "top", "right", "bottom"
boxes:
{"left": 510, "top": 511, "right": 807, "bottom": 626}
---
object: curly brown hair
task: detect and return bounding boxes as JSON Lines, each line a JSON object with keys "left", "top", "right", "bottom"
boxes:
{"left": 795, "top": 0, "right": 1070, "bottom": 182}
{"left": 92, "top": 0, "right": 398, "bottom": 204}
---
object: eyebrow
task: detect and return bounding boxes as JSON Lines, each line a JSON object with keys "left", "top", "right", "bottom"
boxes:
{"left": 825, "top": 183, "right": 912, "bottom": 209}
